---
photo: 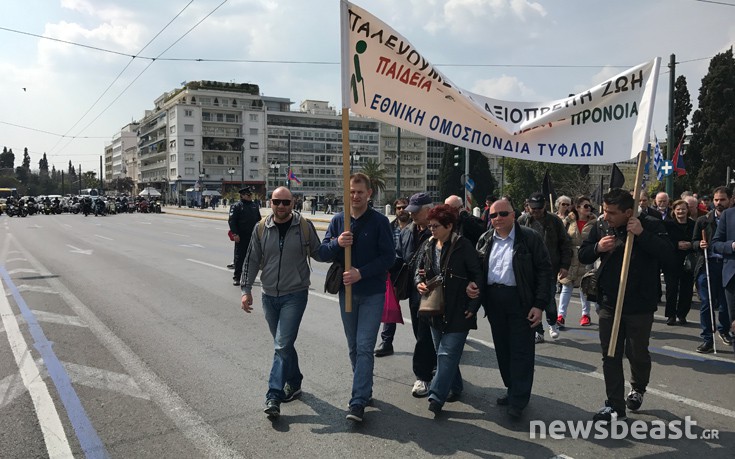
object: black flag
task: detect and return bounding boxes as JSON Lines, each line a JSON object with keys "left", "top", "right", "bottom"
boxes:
{"left": 609, "top": 164, "right": 625, "bottom": 190}
{"left": 541, "top": 169, "right": 557, "bottom": 204}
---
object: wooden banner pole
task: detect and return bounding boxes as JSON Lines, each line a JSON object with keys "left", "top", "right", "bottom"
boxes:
{"left": 607, "top": 151, "right": 647, "bottom": 357}
{"left": 342, "top": 109, "right": 352, "bottom": 313}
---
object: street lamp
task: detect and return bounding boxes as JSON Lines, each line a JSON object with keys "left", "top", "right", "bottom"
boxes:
{"left": 269, "top": 161, "right": 280, "bottom": 202}
{"left": 228, "top": 168, "right": 235, "bottom": 195}
{"left": 350, "top": 149, "right": 361, "bottom": 173}
{"left": 198, "top": 173, "right": 205, "bottom": 208}
{"left": 176, "top": 175, "right": 182, "bottom": 207}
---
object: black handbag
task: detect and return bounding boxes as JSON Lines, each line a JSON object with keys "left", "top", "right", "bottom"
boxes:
{"left": 393, "top": 249, "right": 421, "bottom": 300}
{"left": 324, "top": 261, "right": 343, "bottom": 294}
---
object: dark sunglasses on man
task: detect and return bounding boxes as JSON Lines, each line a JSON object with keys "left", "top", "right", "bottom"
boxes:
{"left": 272, "top": 199, "right": 292, "bottom": 206}
{"left": 489, "top": 211, "right": 511, "bottom": 219}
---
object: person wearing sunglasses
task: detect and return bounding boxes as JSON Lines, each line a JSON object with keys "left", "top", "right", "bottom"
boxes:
{"left": 229, "top": 186, "right": 262, "bottom": 286}
{"left": 517, "top": 192, "right": 572, "bottom": 344}
{"left": 239, "top": 186, "right": 324, "bottom": 420}
{"left": 555, "top": 195, "right": 573, "bottom": 220}
{"left": 558, "top": 196, "right": 597, "bottom": 329}
{"left": 374, "top": 197, "right": 412, "bottom": 358}
{"left": 469, "top": 198, "right": 552, "bottom": 421}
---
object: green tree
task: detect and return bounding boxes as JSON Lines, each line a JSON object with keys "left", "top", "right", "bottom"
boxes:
{"left": 359, "top": 158, "right": 387, "bottom": 204}
{"left": 666, "top": 75, "right": 693, "bottom": 195}
{"left": 82, "top": 171, "right": 99, "bottom": 189}
{"left": 503, "top": 159, "right": 589, "bottom": 210}
{"left": 39, "top": 153, "right": 49, "bottom": 177}
{"left": 687, "top": 48, "right": 735, "bottom": 192}
{"left": 438, "top": 144, "right": 463, "bottom": 199}
{"left": 468, "top": 150, "right": 496, "bottom": 209}
{"left": 0, "top": 147, "right": 14, "bottom": 170}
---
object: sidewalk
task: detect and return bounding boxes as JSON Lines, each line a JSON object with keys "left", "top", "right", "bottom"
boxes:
{"left": 161, "top": 204, "right": 338, "bottom": 230}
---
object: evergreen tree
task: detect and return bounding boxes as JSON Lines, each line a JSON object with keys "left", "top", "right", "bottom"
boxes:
{"left": 687, "top": 48, "right": 735, "bottom": 192}
{"left": 0, "top": 146, "right": 14, "bottom": 170}
{"left": 39, "top": 153, "right": 49, "bottom": 177}
{"left": 438, "top": 144, "right": 464, "bottom": 200}
{"left": 468, "top": 150, "right": 496, "bottom": 209}
{"left": 665, "top": 75, "right": 693, "bottom": 195}
{"left": 22, "top": 148, "right": 30, "bottom": 169}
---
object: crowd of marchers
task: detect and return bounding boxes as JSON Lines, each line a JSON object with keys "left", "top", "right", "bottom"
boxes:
{"left": 227, "top": 177, "right": 735, "bottom": 425}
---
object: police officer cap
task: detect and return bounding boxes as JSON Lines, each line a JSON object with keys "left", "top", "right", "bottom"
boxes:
{"left": 239, "top": 187, "right": 252, "bottom": 194}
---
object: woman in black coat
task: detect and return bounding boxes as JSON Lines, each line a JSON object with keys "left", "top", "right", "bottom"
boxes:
{"left": 415, "top": 204, "right": 483, "bottom": 415}
{"left": 664, "top": 199, "right": 696, "bottom": 325}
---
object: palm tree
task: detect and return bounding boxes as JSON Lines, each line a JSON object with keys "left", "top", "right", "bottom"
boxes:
{"left": 358, "top": 158, "right": 387, "bottom": 205}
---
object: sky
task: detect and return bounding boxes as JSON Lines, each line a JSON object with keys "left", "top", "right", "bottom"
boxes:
{"left": 0, "top": 0, "right": 733, "bottom": 173}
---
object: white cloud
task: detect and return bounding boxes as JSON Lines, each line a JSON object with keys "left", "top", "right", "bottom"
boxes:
{"left": 471, "top": 75, "right": 538, "bottom": 100}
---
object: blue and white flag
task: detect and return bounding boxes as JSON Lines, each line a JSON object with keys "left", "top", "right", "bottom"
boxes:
{"left": 652, "top": 133, "right": 664, "bottom": 181}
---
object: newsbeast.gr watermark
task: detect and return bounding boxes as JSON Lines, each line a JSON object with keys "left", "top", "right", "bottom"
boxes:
{"left": 530, "top": 417, "right": 719, "bottom": 440}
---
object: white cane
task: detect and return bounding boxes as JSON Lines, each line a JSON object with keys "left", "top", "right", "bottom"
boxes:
{"left": 702, "top": 229, "right": 717, "bottom": 354}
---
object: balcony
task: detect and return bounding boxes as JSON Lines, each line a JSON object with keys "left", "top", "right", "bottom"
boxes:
{"left": 202, "top": 127, "right": 242, "bottom": 138}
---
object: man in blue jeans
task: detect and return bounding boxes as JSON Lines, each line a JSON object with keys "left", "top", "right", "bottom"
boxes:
{"left": 240, "top": 186, "right": 323, "bottom": 420}
{"left": 319, "top": 173, "right": 395, "bottom": 422}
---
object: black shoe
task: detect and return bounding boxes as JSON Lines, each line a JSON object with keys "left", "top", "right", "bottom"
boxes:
{"left": 226, "top": 263, "right": 235, "bottom": 269}
{"left": 282, "top": 383, "right": 302, "bottom": 403}
{"left": 593, "top": 401, "right": 626, "bottom": 422}
{"left": 666, "top": 317, "right": 676, "bottom": 326}
{"left": 678, "top": 317, "right": 688, "bottom": 326}
{"left": 720, "top": 333, "right": 732, "bottom": 346}
{"left": 496, "top": 395, "right": 509, "bottom": 406}
{"left": 446, "top": 391, "right": 461, "bottom": 403}
{"left": 507, "top": 406, "right": 523, "bottom": 421}
{"left": 428, "top": 400, "right": 442, "bottom": 415}
{"left": 346, "top": 405, "right": 364, "bottom": 422}
{"left": 696, "top": 342, "right": 714, "bottom": 354}
{"left": 264, "top": 400, "right": 280, "bottom": 420}
{"left": 233, "top": 279, "right": 240, "bottom": 286}
{"left": 374, "top": 342, "right": 394, "bottom": 357}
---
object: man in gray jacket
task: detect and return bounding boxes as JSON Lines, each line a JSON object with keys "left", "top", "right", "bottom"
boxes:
{"left": 240, "top": 186, "right": 323, "bottom": 420}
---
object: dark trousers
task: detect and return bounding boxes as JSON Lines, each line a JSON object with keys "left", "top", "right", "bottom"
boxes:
{"left": 664, "top": 266, "right": 693, "bottom": 319}
{"left": 598, "top": 308, "right": 654, "bottom": 414}
{"left": 486, "top": 286, "right": 535, "bottom": 410}
{"left": 409, "top": 292, "right": 437, "bottom": 382}
{"left": 697, "top": 261, "right": 731, "bottom": 343}
{"left": 724, "top": 278, "right": 735, "bottom": 353}
{"left": 233, "top": 238, "right": 251, "bottom": 280}
{"left": 532, "top": 278, "right": 558, "bottom": 335}
{"left": 379, "top": 322, "right": 396, "bottom": 345}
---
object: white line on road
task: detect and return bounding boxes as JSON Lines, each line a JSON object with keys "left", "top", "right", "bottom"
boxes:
{"left": 94, "top": 235, "right": 114, "bottom": 241}
{"left": 4, "top": 258, "right": 27, "bottom": 263}
{"left": 66, "top": 244, "right": 93, "bottom": 255}
{"left": 661, "top": 345, "right": 735, "bottom": 363}
{"left": 14, "top": 240, "right": 244, "bottom": 459}
{"left": 9, "top": 284, "right": 58, "bottom": 295}
{"left": 186, "top": 259, "right": 231, "bottom": 272}
{"left": 0, "top": 245, "right": 73, "bottom": 457}
{"left": 164, "top": 232, "right": 190, "bottom": 238}
{"left": 7, "top": 268, "right": 38, "bottom": 275}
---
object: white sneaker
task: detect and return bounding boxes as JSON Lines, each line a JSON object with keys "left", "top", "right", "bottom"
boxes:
{"left": 534, "top": 332, "right": 545, "bottom": 344}
{"left": 548, "top": 324, "right": 560, "bottom": 339}
{"left": 412, "top": 380, "right": 429, "bottom": 398}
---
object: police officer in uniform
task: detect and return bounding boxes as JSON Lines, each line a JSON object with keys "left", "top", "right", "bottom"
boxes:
{"left": 229, "top": 187, "right": 262, "bottom": 286}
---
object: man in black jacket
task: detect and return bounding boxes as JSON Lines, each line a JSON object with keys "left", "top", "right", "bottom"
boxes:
{"left": 469, "top": 198, "right": 552, "bottom": 420}
{"left": 579, "top": 188, "right": 675, "bottom": 422}
{"left": 229, "top": 187, "right": 262, "bottom": 286}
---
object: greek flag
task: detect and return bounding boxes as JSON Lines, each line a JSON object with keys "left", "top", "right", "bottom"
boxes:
{"left": 652, "top": 133, "right": 663, "bottom": 181}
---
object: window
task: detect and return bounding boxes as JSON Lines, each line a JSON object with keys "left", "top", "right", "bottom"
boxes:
{"left": 249, "top": 142, "right": 259, "bottom": 149}
{"left": 249, "top": 128, "right": 258, "bottom": 136}
{"left": 217, "top": 113, "right": 224, "bottom": 122}
{"left": 170, "top": 154, "right": 176, "bottom": 162}
{"left": 170, "top": 125, "right": 176, "bottom": 134}
{"left": 184, "top": 109, "right": 193, "bottom": 117}
{"left": 184, "top": 139, "right": 195, "bottom": 147}
{"left": 169, "top": 139, "right": 176, "bottom": 149}
{"left": 190, "top": 96, "right": 196, "bottom": 104}
{"left": 214, "top": 98, "right": 219, "bottom": 106}
{"left": 184, "top": 124, "right": 194, "bottom": 133}
{"left": 184, "top": 153, "right": 195, "bottom": 161}
{"left": 249, "top": 114, "right": 259, "bottom": 122}
{"left": 250, "top": 156, "right": 259, "bottom": 163}
{"left": 184, "top": 167, "right": 195, "bottom": 175}
{"left": 170, "top": 168, "right": 176, "bottom": 175}
{"left": 249, "top": 169, "right": 259, "bottom": 179}
{"left": 217, "top": 155, "right": 224, "bottom": 165}
{"left": 225, "top": 114, "right": 237, "bottom": 123}
{"left": 168, "top": 111, "right": 176, "bottom": 120}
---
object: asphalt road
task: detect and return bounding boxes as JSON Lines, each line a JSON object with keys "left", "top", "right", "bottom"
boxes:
{"left": 0, "top": 210, "right": 733, "bottom": 459}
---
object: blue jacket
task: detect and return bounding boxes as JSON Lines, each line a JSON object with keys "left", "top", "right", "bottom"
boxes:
{"left": 712, "top": 206, "right": 735, "bottom": 288}
{"left": 319, "top": 208, "right": 395, "bottom": 296}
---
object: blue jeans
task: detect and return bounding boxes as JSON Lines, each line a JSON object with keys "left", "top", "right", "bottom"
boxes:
{"left": 533, "top": 278, "right": 559, "bottom": 334}
{"left": 428, "top": 328, "right": 467, "bottom": 406}
{"left": 261, "top": 289, "right": 308, "bottom": 402}
{"left": 558, "top": 284, "right": 590, "bottom": 318}
{"left": 697, "top": 262, "right": 731, "bottom": 344}
{"left": 339, "top": 290, "right": 385, "bottom": 408}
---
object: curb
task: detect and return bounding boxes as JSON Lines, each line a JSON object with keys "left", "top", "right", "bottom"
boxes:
{"left": 162, "top": 208, "right": 331, "bottom": 231}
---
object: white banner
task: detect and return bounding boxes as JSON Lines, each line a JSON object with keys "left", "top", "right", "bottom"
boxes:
{"left": 340, "top": 1, "right": 660, "bottom": 165}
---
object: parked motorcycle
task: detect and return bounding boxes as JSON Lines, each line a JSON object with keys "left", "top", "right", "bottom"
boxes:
{"left": 81, "top": 197, "right": 92, "bottom": 217}
{"left": 93, "top": 198, "right": 106, "bottom": 216}
{"left": 150, "top": 200, "right": 161, "bottom": 214}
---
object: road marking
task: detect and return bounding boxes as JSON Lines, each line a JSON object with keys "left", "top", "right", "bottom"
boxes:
{"left": 661, "top": 345, "right": 735, "bottom": 363}
{"left": 1, "top": 267, "right": 109, "bottom": 458}
{"left": 10, "top": 284, "right": 58, "bottom": 295}
{"left": 12, "top": 240, "right": 244, "bottom": 458}
{"left": 180, "top": 243, "right": 205, "bottom": 248}
{"left": 94, "top": 235, "right": 113, "bottom": 241}
{"left": 17, "top": 310, "right": 87, "bottom": 328}
{"left": 164, "top": 232, "right": 190, "bottom": 238}
{"left": 0, "top": 372, "right": 27, "bottom": 410}
{"left": 61, "top": 224, "right": 72, "bottom": 228}
{"left": 7, "top": 268, "right": 38, "bottom": 275}
{"left": 66, "top": 244, "right": 93, "bottom": 255}
{"left": 0, "top": 269, "right": 74, "bottom": 457}
{"left": 4, "top": 257, "right": 27, "bottom": 263}
{"left": 137, "top": 221, "right": 152, "bottom": 225}
{"left": 186, "top": 259, "right": 231, "bottom": 272}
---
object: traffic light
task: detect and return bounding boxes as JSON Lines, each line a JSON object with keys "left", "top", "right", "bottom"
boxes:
{"left": 453, "top": 147, "right": 462, "bottom": 167}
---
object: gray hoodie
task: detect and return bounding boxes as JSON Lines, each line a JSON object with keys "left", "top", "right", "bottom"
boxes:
{"left": 241, "top": 212, "right": 322, "bottom": 296}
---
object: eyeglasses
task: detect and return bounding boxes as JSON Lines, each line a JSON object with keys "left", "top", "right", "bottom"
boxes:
{"left": 581, "top": 204, "right": 593, "bottom": 209}
{"left": 272, "top": 199, "right": 292, "bottom": 206}
{"left": 426, "top": 224, "right": 443, "bottom": 230}
{"left": 489, "top": 211, "right": 511, "bottom": 219}
{"left": 395, "top": 206, "right": 406, "bottom": 210}
{"left": 560, "top": 203, "right": 570, "bottom": 206}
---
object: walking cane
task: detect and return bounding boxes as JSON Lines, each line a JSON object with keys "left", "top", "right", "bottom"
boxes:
{"left": 702, "top": 229, "right": 718, "bottom": 354}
